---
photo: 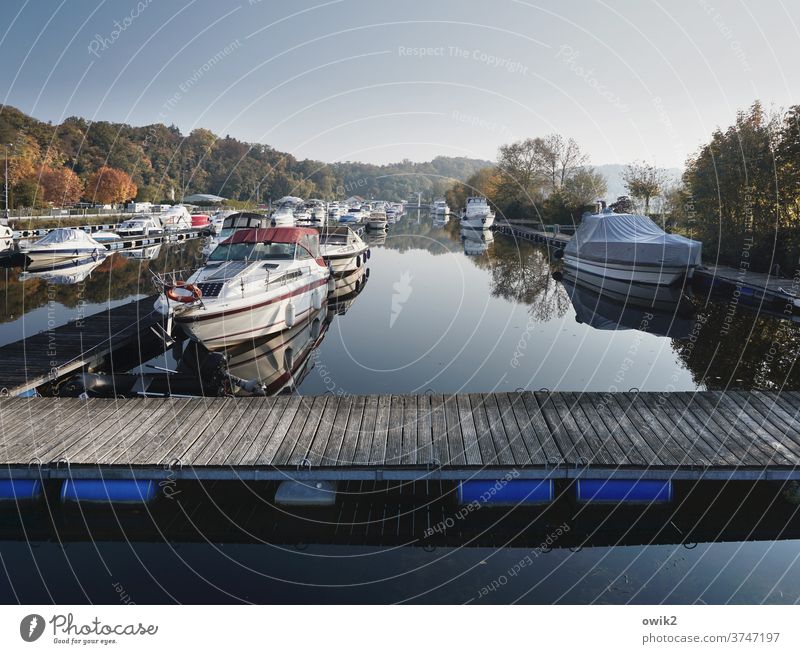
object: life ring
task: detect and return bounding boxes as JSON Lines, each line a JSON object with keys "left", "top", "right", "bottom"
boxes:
{"left": 166, "top": 282, "right": 202, "bottom": 303}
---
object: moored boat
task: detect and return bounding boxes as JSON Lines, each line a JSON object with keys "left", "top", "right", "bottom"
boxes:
{"left": 319, "top": 225, "right": 369, "bottom": 274}
{"left": 155, "top": 227, "right": 329, "bottom": 349}
{"left": 433, "top": 198, "right": 450, "bottom": 215}
{"left": 367, "top": 208, "right": 388, "bottom": 230}
{"left": 116, "top": 215, "right": 163, "bottom": 237}
{"left": 561, "top": 209, "right": 702, "bottom": 285}
{"left": 19, "top": 228, "right": 106, "bottom": 265}
{"left": 460, "top": 196, "right": 495, "bottom": 229}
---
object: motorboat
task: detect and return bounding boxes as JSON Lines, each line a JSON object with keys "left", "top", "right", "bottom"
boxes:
{"left": 293, "top": 209, "right": 313, "bottom": 225}
{"left": 319, "top": 226, "right": 369, "bottom": 274}
{"left": 305, "top": 199, "right": 327, "bottom": 222}
{"left": 339, "top": 205, "right": 363, "bottom": 224}
{"left": 272, "top": 206, "right": 297, "bottom": 227}
{"left": 19, "top": 228, "right": 106, "bottom": 265}
{"left": 209, "top": 210, "right": 238, "bottom": 234}
{"left": 460, "top": 196, "right": 495, "bottom": 229}
{"left": 88, "top": 229, "right": 121, "bottom": 245}
{"left": 160, "top": 205, "right": 192, "bottom": 231}
{"left": 433, "top": 198, "right": 450, "bottom": 215}
{"left": 116, "top": 215, "right": 164, "bottom": 237}
{"left": 20, "top": 256, "right": 106, "bottom": 285}
{"left": 155, "top": 227, "right": 330, "bottom": 349}
{"left": 367, "top": 208, "right": 388, "bottom": 231}
{"left": 561, "top": 209, "right": 702, "bottom": 285}
{"left": 328, "top": 202, "right": 341, "bottom": 220}
{"left": 203, "top": 212, "right": 271, "bottom": 257}
{"left": 191, "top": 214, "right": 211, "bottom": 229}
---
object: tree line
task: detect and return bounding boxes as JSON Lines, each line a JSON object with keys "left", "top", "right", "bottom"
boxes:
{"left": 0, "top": 105, "right": 489, "bottom": 209}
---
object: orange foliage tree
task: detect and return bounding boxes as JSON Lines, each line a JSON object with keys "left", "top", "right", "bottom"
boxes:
{"left": 85, "top": 166, "right": 137, "bottom": 204}
{"left": 38, "top": 166, "right": 84, "bottom": 206}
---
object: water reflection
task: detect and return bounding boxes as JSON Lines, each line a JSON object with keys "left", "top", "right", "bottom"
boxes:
{"left": 19, "top": 255, "right": 108, "bottom": 285}
{"left": 558, "top": 269, "right": 696, "bottom": 339}
{"left": 461, "top": 226, "right": 494, "bottom": 256}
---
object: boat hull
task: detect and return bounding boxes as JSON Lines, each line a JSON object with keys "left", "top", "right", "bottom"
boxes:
{"left": 563, "top": 254, "right": 693, "bottom": 286}
{"left": 24, "top": 248, "right": 103, "bottom": 265}
{"left": 174, "top": 279, "right": 328, "bottom": 349}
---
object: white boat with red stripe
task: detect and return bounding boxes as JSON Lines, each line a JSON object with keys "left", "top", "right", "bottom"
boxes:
{"left": 155, "top": 227, "right": 330, "bottom": 349}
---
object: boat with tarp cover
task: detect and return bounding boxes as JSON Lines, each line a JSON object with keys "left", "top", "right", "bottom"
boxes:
{"left": 562, "top": 208, "right": 702, "bottom": 285}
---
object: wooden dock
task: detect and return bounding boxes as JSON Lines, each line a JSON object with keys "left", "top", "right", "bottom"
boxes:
{"left": 494, "top": 222, "right": 572, "bottom": 248}
{"left": 2, "top": 391, "right": 800, "bottom": 482}
{"left": 0, "top": 296, "right": 162, "bottom": 396}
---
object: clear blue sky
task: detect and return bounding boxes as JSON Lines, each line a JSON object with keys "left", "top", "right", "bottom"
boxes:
{"left": 1, "top": 0, "right": 797, "bottom": 167}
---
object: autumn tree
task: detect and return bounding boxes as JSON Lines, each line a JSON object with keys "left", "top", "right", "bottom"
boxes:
{"left": 622, "top": 161, "right": 668, "bottom": 214}
{"left": 85, "top": 166, "right": 137, "bottom": 204}
{"left": 538, "top": 134, "right": 588, "bottom": 193}
{"left": 39, "top": 166, "right": 84, "bottom": 205}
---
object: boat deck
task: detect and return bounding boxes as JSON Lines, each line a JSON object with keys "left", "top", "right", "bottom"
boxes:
{"left": 2, "top": 391, "right": 800, "bottom": 481}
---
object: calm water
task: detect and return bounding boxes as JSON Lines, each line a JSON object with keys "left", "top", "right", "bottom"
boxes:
{"left": 2, "top": 213, "right": 800, "bottom": 604}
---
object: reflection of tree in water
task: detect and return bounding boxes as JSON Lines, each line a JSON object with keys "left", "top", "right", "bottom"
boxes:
{"left": 0, "top": 240, "right": 205, "bottom": 324}
{"left": 477, "top": 236, "right": 570, "bottom": 322}
{"left": 673, "top": 300, "right": 800, "bottom": 390}
{"left": 375, "top": 216, "right": 462, "bottom": 255}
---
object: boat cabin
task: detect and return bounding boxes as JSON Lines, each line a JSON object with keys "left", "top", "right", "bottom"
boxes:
{"left": 212, "top": 227, "right": 322, "bottom": 264}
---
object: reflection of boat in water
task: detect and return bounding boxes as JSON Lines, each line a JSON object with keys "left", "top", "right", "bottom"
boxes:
{"left": 20, "top": 256, "right": 106, "bottom": 285}
{"left": 562, "top": 209, "right": 702, "bottom": 285}
{"left": 364, "top": 231, "right": 386, "bottom": 247}
{"left": 222, "top": 307, "right": 325, "bottom": 395}
{"left": 461, "top": 227, "right": 494, "bottom": 256}
{"left": 329, "top": 265, "right": 367, "bottom": 301}
{"left": 156, "top": 227, "right": 329, "bottom": 349}
{"left": 120, "top": 244, "right": 162, "bottom": 260}
{"left": 320, "top": 226, "right": 369, "bottom": 274}
{"left": 559, "top": 268, "right": 696, "bottom": 338}
{"left": 19, "top": 228, "right": 106, "bottom": 265}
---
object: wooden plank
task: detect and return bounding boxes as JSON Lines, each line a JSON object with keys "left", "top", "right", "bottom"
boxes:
{"left": 550, "top": 392, "right": 610, "bottom": 465}
{"left": 2, "top": 398, "right": 92, "bottom": 459}
{"left": 457, "top": 394, "right": 482, "bottom": 465}
{"left": 724, "top": 391, "right": 800, "bottom": 460}
{"left": 66, "top": 398, "right": 155, "bottom": 463}
{"left": 494, "top": 393, "right": 539, "bottom": 466}
{"left": 275, "top": 396, "right": 325, "bottom": 466}
{"left": 517, "top": 392, "right": 562, "bottom": 463}
{"left": 443, "top": 394, "right": 466, "bottom": 466}
{"left": 384, "top": 396, "right": 404, "bottom": 465}
{"left": 565, "top": 392, "right": 629, "bottom": 465}
{"left": 368, "top": 394, "right": 391, "bottom": 466}
{"left": 535, "top": 392, "right": 594, "bottom": 463}
{"left": 352, "top": 395, "right": 378, "bottom": 465}
{"left": 666, "top": 393, "right": 758, "bottom": 466}
{"left": 618, "top": 392, "right": 687, "bottom": 466}
{"left": 401, "top": 395, "right": 418, "bottom": 465}
{"left": 338, "top": 396, "right": 367, "bottom": 465}
{"left": 712, "top": 391, "right": 800, "bottom": 463}
{"left": 428, "top": 394, "right": 449, "bottom": 466}
{"left": 692, "top": 392, "right": 793, "bottom": 466}
{"left": 306, "top": 396, "right": 340, "bottom": 467}
{"left": 468, "top": 393, "right": 498, "bottom": 466}
{"left": 195, "top": 398, "right": 263, "bottom": 465}
{"left": 227, "top": 397, "right": 291, "bottom": 466}
{"left": 415, "top": 395, "right": 434, "bottom": 466}
{"left": 323, "top": 396, "right": 353, "bottom": 465}
{"left": 504, "top": 392, "right": 545, "bottom": 465}
{"left": 602, "top": 394, "right": 664, "bottom": 464}
{"left": 633, "top": 393, "right": 726, "bottom": 467}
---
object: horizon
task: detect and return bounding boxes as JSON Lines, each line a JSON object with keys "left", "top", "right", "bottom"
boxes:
{"left": 1, "top": 1, "right": 796, "bottom": 168}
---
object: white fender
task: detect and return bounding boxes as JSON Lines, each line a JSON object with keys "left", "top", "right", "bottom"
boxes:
{"left": 285, "top": 301, "right": 296, "bottom": 328}
{"left": 312, "top": 288, "right": 322, "bottom": 310}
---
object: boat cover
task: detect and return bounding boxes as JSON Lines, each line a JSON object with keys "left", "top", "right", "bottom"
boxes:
{"left": 564, "top": 211, "right": 701, "bottom": 268}
{"left": 35, "top": 228, "right": 101, "bottom": 246}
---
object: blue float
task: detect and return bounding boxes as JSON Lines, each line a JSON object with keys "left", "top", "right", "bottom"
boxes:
{"left": 60, "top": 479, "right": 157, "bottom": 504}
{"left": 0, "top": 479, "right": 43, "bottom": 501}
{"left": 576, "top": 479, "right": 672, "bottom": 504}
{"left": 457, "top": 479, "right": 554, "bottom": 506}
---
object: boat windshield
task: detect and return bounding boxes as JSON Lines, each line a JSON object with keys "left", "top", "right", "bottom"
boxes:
{"left": 208, "top": 241, "right": 296, "bottom": 261}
